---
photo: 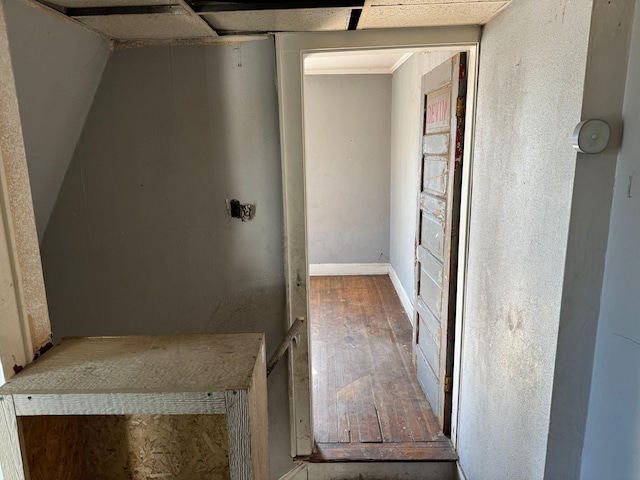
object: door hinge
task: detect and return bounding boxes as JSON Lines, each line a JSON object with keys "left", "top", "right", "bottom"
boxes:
{"left": 444, "top": 376, "right": 453, "bottom": 393}
{"left": 456, "top": 96, "right": 466, "bottom": 117}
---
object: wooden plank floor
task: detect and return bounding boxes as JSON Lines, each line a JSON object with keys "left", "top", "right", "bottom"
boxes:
{"left": 309, "top": 275, "right": 456, "bottom": 462}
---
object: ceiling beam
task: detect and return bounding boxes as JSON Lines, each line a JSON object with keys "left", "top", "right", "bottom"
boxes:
{"left": 64, "top": 5, "right": 183, "bottom": 17}
{"left": 347, "top": 8, "right": 361, "bottom": 30}
{"left": 190, "top": 0, "right": 363, "bottom": 13}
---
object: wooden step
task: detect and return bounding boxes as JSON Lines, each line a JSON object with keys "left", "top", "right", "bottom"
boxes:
{"left": 306, "top": 441, "right": 458, "bottom": 463}
{"left": 304, "top": 460, "right": 456, "bottom": 480}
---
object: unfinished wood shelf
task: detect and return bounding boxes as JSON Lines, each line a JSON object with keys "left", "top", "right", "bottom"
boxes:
{"left": 0, "top": 334, "right": 268, "bottom": 480}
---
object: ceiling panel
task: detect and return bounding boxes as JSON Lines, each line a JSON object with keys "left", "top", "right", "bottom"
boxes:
{"left": 360, "top": 1, "right": 508, "bottom": 28}
{"left": 75, "top": 13, "right": 215, "bottom": 39}
{"left": 45, "top": 0, "right": 172, "bottom": 6}
{"left": 202, "top": 8, "right": 351, "bottom": 32}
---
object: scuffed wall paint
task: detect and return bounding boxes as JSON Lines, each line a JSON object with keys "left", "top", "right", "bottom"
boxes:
{"left": 40, "top": 38, "right": 293, "bottom": 478}
{"left": 304, "top": 74, "right": 391, "bottom": 265}
{"left": 456, "top": 0, "right": 592, "bottom": 478}
{"left": 3, "top": 0, "right": 110, "bottom": 241}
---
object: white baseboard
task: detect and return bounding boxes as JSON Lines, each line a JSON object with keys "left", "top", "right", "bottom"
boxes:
{"left": 309, "top": 263, "right": 390, "bottom": 276}
{"left": 455, "top": 462, "right": 468, "bottom": 480}
{"left": 388, "top": 265, "right": 414, "bottom": 323}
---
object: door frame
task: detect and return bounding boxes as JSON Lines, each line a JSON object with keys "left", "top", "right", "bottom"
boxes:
{"left": 275, "top": 28, "right": 480, "bottom": 457}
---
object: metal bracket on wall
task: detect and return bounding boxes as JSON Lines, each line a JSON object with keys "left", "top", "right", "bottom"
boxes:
{"left": 227, "top": 199, "right": 255, "bottom": 222}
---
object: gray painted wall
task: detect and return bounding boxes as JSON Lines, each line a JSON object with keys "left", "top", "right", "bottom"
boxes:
{"left": 389, "top": 51, "right": 455, "bottom": 308}
{"left": 304, "top": 74, "right": 391, "bottom": 265}
{"left": 40, "top": 39, "right": 293, "bottom": 478}
{"left": 456, "top": 0, "right": 592, "bottom": 478}
{"left": 581, "top": 3, "right": 640, "bottom": 478}
{"left": 544, "top": 1, "right": 635, "bottom": 477}
{"left": 3, "top": 0, "right": 109, "bottom": 240}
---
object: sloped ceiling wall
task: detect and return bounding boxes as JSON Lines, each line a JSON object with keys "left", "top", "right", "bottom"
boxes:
{"left": 3, "top": 0, "right": 110, "bottom": 240}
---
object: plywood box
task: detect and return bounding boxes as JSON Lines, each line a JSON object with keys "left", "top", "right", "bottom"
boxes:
{"left": 0, "top": 334, "right": 269, "bottom": 480}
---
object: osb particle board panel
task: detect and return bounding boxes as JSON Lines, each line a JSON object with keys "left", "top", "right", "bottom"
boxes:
{"left": 20, "top": 414, "right": 230, "bottom": 480}
{"left": 0, "top": 334, "right": 265, "bottom": 395}
{"left": 19, "top": 415, "right": 83, "bottom": 480}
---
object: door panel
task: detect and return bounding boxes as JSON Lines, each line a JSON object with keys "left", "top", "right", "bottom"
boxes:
{"left": 420, "top": 210, "right": 445, "bottom": 261}
{"left": 418, "top": 248, "right": 444, "bottom": 317}
{"left": 413, "top": 53, "right": 467, "bottom": 435}
{"left": 416, "top": 347, "right": 440, "bottom": 414}
{"left": 423, "top": 133, "right": 450, "bottom": 155}
{"left": 416, "top": 296, "right": 440, "bottom": 345}
{"left": 418, "top": 245, "right": 443, "bottom": 289}
{"left": 419, "top": 268, "right": 442, "bottom": 319}
{"left": 417, "top": 316, "right": 440, "bottom": 374}
{"left": 423, "top": 158, "right": 448, "bottom": 197}
{"left": 420, "top": 193, "right": 447, "bottom": 223}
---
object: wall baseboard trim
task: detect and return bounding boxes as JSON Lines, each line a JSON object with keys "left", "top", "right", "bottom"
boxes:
{"left": 308, "top": 263, "right": 390, "bottom": 276}
{"left": 388, "top": 265, "right": 414, "bottom": 323}
{"left": 455, "top": 462, "right": 468, "bottom": 480}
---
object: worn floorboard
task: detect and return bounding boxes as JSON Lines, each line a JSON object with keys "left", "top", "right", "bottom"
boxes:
{"left": 309, "top": 275, "right": 455, "bottom": 461}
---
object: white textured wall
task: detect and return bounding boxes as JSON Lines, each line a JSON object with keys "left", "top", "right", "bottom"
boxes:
{"left": 389, "top": 51, "right": 455, "bottom": 306}
{"left": 581, "top": 2, "right": 640, "bottom": 478}
{"left": 3, "top": 0, "right": 110, "bottom": 240}
{"left": 304, "top": 74, "right": 391, "bottom": 265}
{"left": 456, "top": 0, "right": 592, "bottom": 478}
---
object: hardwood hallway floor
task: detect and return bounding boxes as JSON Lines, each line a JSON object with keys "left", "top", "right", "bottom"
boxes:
{"left": 309, "top": 275, "right": 457, "bottom": 461}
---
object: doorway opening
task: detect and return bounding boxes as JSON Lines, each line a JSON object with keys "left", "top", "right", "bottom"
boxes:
{"left": 301, "top": 47, "right": 472, "bottom": 461}
{"left": 276, "top": 29, "right": 480, "bottom": 460}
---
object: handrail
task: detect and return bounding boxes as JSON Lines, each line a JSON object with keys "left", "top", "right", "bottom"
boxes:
{"left": 266, "top": 316, "right": 306, "bottom": 377}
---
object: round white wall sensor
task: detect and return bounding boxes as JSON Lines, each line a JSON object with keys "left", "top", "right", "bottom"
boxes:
{"left": 573, "top": 119, "right": 611, "bottom": 154}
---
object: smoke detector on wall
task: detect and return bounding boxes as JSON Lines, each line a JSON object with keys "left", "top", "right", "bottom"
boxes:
{"left": 572, "top": 119, "right": 611, "bottom": 154}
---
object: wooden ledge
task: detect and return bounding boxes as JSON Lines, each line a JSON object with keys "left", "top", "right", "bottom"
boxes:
{"left": 303, "top": 441, "right": 458, "bottom": 463}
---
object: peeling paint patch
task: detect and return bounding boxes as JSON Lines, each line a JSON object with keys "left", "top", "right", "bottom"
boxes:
{"left": 33, "top": 338, "right": 54, "bottom": 360}
{"left": 628, "top": 171, "right": 635, "bottom": 198}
